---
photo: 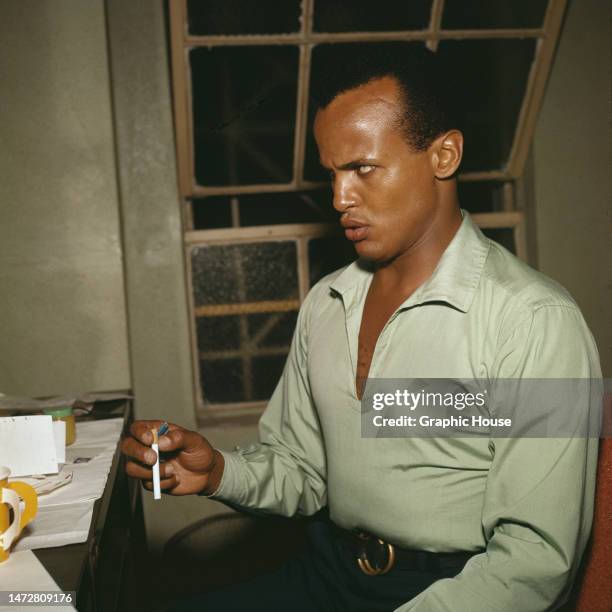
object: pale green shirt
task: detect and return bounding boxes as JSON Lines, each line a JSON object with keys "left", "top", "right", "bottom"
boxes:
{"left": 212, "top": 211, "right": 601, "bottom": 611}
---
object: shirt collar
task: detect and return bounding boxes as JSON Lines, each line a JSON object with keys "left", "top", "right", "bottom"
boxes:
{"left": 329, "top": 210, "right": 490, "bottom": 313}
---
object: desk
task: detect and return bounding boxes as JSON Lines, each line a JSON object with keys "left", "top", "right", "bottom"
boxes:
{"left": 33, "top": 401, "right": 146, "bottom": 612}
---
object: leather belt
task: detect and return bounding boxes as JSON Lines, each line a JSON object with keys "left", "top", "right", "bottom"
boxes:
{"left": 332, "top": 524, "right": 477, "bottom": 576}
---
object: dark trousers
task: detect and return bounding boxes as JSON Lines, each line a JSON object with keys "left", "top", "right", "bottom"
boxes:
{"left": 169, "top": 517, "right": 472, "bottom": 612}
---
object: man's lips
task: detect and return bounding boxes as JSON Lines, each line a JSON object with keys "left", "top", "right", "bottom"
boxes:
{"left": 344, "top": 226, "right": 368, "bottom": 241}
{"left": 340, "top": 218, "right": 369, "bottom": 242}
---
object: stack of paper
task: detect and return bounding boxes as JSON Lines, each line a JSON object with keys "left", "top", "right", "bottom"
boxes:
{"left": 0, "top": 415, "right": 59, "bottom": 477}
{"left": 11, "top": 418, "right": 124, "bottom": 551}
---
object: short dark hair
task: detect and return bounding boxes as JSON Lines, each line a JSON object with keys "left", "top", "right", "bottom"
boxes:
{"left": 311, "top": 42, "right": 460, "bottom": 151}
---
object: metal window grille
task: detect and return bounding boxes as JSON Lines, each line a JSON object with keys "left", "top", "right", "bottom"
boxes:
{"left": 168, "top": 0, "right": 567, "bottom": 417}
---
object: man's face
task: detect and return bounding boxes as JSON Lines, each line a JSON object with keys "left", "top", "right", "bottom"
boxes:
{"left": 314, "top": 76, "right": 441, "bottom": 264}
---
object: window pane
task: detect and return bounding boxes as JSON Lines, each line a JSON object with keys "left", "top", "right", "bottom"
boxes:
{"left": 238, "top": 190, "right": 334, "bottom": 226}
{"left": 442, "top": 0, "right": 548, "bottom": 30}
{"left": 303, "top": 93, "right": 328, "bottom": 182}
{"left": 308, "top": 234, "right": 356, "bottom": 286}
{"left": 197, "top": 315, "right": 240, "bottom": 351}
{"left": 191, "top": 196, "right": 234, "bottom": 229}
{"left": 437, "top": 39, "right": 536, "bottom": 172}
{"left": 305, "top": 41, "right": 428, "bottom": 182}
{"left": 191, "top": 242, "right": 299, "bottom": 306}
{"left": 191, "top": 190, "right": 335, "bottom": 229}
{"left": 192, "top": 242, "right": 299, "bottom": 405}
{"left": 197, "top": 311, "right": 297, "bottom": 404}
{"left": 187, "top": 0, "right": 301, "bottom": 35}
{"left": 482, "top": 227, "right": 516, "bottom": 254}
{"left": 200, "top": 358, "right": 244, "bottom": 403}
{"left": 458, "top": 181, "right": 507, "bottom": 214}
{"left": 191, "top": 46, "right": 298, "bottom": 186}
{"left": 313, "top": 0, "right": 431, "bottom": 32}
{"left": 247, "top": 311, "right": 298, "bottom": 348}
{"left": 251, "top": 355, "right": 289, "bottom": 399}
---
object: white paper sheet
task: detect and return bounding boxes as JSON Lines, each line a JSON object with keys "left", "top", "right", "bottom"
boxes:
{"left": 13, "top": 501, "right": 95, "bottom": 551}
{"left": 12, "top": 418, "right": 124, "bottom": 551}
{"left": 0, "top": 416, "right": 58, "bottom": 477}
{"left": 65, "top": 446, "right": 104, "bottom": 465}
{"left": 0, "top": 550, "right": 76, "bottom": 610}
{"left": 52, "top": 421, "right": 66, "bottom": 464}
{"left": 27, "top": 472, "right": 73, "bottom": 496}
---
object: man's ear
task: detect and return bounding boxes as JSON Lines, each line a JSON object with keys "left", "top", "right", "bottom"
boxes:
{"left": 430, "top": 130, "right": 463, "bottom": 179}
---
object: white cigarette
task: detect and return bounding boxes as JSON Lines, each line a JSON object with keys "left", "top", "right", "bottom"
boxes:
{"left": 151, "top": 429, "right": 161, "bottom": 500}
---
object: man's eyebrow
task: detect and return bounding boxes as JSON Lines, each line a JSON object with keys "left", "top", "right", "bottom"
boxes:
{"left": 319, "top": 158, "right": 378, "bottom": 171}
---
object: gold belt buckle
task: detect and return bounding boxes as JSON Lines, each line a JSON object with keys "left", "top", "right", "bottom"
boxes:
{"left": 356, "top": 533, "right": 396, "bottom": 575}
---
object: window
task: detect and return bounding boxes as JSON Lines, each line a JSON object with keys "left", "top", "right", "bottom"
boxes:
{"left": 169, "top": 0, "right": 567, "bottom": 417}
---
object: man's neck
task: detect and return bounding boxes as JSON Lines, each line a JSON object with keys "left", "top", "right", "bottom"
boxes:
{"left": 372, "top": 203, "right": 462, "bottom": 296}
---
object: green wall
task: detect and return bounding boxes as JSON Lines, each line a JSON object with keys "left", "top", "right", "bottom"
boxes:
{"left": 104, "top": 0, "right": 198, "bottom": 552}
{"left": 533, "top": 0, "right": 612, "bottom": 376}
{"left": 0, "top": 0, "right": 130, "bottom": 395}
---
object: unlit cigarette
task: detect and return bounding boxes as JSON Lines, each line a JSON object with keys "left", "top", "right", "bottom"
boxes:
{"left": 151, "top": 428, "right": 161, "bottom": 500}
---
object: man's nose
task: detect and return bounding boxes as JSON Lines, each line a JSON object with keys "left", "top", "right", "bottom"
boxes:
{"left": 332, "top": 175, "right": 357, "bottom": 213}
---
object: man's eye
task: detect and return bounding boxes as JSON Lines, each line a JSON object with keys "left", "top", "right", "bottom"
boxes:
{"left": 357, "top": 165, "right": 375, "bottom": 176}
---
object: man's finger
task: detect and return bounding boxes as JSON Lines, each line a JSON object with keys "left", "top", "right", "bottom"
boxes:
{"left": 160, "top": 475, "right": 178, "bottom": 490}
{"left": 122, "top": 437, "right": 157, "bottom": 465}
{"left": 129, "top": 419, "right": 165, "bottom": 444}
{"left": 158, "top": 428, "right": 203, "bottom": 453}
{"left": 143, "top": 476, "right": 177, "bottom": 491}
{"left": 126, "top": 460, "right": 174, "bottom": 479}
{"left": 125, "top": 460, "right": 152, "bottom": 480}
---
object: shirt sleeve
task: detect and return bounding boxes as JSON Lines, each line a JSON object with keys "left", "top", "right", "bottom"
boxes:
{"left": 396, "top": 304, "right": 601, "bottom": 612}
{"left": 208, "top": 288, "right": 327, "bottom": 517}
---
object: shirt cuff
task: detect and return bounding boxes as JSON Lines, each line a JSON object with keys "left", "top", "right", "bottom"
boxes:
{"left": 199, "top": 449, "right": 245, "bottom": 504}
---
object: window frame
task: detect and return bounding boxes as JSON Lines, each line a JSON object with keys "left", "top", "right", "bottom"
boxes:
{"left": 168, "top": 0, "right": 567, "bottom": 420}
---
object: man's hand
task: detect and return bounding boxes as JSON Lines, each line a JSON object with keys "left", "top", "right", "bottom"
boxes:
{"left": 121, "top": 420, "right": 224, "bottom": 496}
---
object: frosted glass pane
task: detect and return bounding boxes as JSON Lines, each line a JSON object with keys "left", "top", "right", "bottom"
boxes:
{"left": 191, "top": 242, "right": 298, "bottom": 306}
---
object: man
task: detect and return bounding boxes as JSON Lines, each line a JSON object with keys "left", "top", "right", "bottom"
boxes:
{"left": 123, "top": 45, "right": 600, "bottom": 610}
